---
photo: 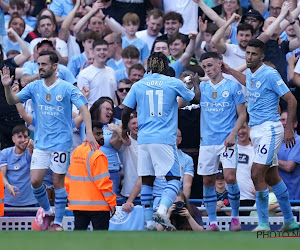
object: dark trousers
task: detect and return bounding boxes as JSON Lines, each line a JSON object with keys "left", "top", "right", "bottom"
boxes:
{"left": 73, "top": 210, "right": 110, "bottom": 230}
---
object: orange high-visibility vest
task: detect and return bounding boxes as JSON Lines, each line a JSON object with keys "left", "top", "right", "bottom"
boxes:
{"left": 65, "top": 143, "right": 116, "bottom": 211}
{"left": 0, "top": 172, "right": 4, "bottom": 216}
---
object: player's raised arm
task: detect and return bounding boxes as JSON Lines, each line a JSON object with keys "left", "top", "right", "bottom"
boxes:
{"left": 222, "top": 62, "right": 246, "bottom": 86}
{"left": 0, "top": 67, "right": 21, "bottom": 105}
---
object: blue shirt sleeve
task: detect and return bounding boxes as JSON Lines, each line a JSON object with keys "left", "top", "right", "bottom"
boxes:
{"left": 175, "top": 79, "right": 195, "bottom": 103}
{"left": 16, "top": 82, "right": 34, "bottom": 103}
{"left": 269, "top": 69, "right": 289, "bottom": 97}
{"left": 59, "top": 65, "right": 77, "bottom": 84}
{"left": 123, "top": 85, "right": 137, "bottom": 109}
{"left": 233, "top": 83, "right": 245, "bottom": 105}
{"left": 286, "top": 140, "right": 300, "bottom": 164}
{"left": 22, "top": 62, "right": 35, "bottom": 75}
{"left": 49, "top": 0, "right": 64, "bottom": 16}
{"left": 183, "top": 153, "right": 194, "bottom": 176}
{"left": 170, "top": 60, "right": 185, "bottom": 78}
{"left": 70, "top": 86, "right": 88, "bottom": 109}
{"left": 0, "top": 148, "right": 8, "bottom": 166}
{"left": 140, "top": 42, "right": 150, "bottom": 61}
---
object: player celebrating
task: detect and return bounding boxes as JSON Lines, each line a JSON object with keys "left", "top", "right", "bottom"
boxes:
{"left": 0, "top": 51, "right": 97, "bottom": 231}
{"left": 195, "top": 52, "right": 246, "bottom": 231}
{"left": 224, "top": 39, "right": 299, "bottom": 232}
{"left": 121, "top": 52, "right": 200, "bottom": 230}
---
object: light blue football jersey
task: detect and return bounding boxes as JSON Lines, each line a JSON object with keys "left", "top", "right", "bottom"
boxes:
{"left": 169, "top": 60, "right": 185, "bottom": 79}
{"left": 16, "top": 79, "right": 87, "bottom": 152}
{"left": 246, "top": 64, "right": 290, "bottom": 127}
{"left": 123, "top": 73, "right": 195, "bottom": 145}
{"left": 0, "top": 147, "right": 37, "bottom": 206}
{"left": 200, "top": 78, "right": 245, "bottom": 146}
{"left": 67, "top": 52, "right": 87, "bottom": 78}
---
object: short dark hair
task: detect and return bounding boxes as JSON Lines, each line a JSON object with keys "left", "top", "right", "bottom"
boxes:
{"left": 237, "top": 23, "right": 254, "bottom": 35}
{"left": 38, "top": 15, "right": 54, "bottom": 27}
{"left": 12, "top": 124, "right": 29, "bottom": 136}
{"left": 8, "top": 15, "right": 25, "bottom": 28}
{"left": 82, "top": 30, "right": 100, "bottom": 42}
{"left": 6, "top": 49, "right": 21, "bottom": 58}
{"left": 9, "top": 0, "right": 24, "bottom": 9}
{"left": 92, "top": 120, "right": 104, "bottom": 130}
{"left": 205, "top": 22, "right": 218, "bottom": 35}
{"left": 92, "top": 39, "right": 108, "bottom": 49}
{"left": 246, "top": 39, "right": 266, "bottom": 54}
{"left": 90, "top": 97, "right": 114, "bottom": 123}
{"left": 121, "top": 45, "right": 140, "bottom": 59}
{"left": 200, "top": 52, "right": 222, "bottom": 62}
{"left": 164, "top": 11, "right": 183, "bottom": 25}
{"left": 168, "top": 33, "right": 187, "bottom": 45}
{"left": 147, "top": 52, "right": 170, "bottom": 75}
{"left": 129, "top": 63, "right": 146, "bottom": 75}
{"left": 38, "top": 51, "right": 59, "bottom": 64}
{"left": 151, "top": 39, "right": 169, "bottom": 54}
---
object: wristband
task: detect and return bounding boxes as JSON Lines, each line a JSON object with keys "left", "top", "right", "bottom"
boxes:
{"left": 290, "top": 20, "right": 296, "bottom": 25}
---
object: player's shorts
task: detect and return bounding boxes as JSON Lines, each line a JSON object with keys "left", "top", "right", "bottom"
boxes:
{"left": 31, "top": 149, "right": 70, "bottom": 174}
{"left": 250, "top": 121, "right": 283, "bottom": 166}
{"left": 137, "top": 144, "right": 180, "bottom": 177}
{"left": 197, "top": 144, "right": 238, "bottom": 175}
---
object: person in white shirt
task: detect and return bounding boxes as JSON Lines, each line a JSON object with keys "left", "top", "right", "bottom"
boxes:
{"left": 77, "top": 39, "right": 116, "bottom": 107}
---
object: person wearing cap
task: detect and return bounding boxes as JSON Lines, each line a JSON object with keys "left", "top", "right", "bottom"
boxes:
{"left": 21, "top": 39, "right": 76, "bottom": 87}
{"left": 29, "top": 15, "right": 68, "bottom": 65}
{"left": 241, "top": 9, "right": 264, "bottom": 38}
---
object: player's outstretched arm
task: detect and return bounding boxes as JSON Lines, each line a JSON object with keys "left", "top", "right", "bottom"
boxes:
{"left": 79, "top": 104, "right": 99, "bottom": 150}
{"left": 224, "top": 102, "right": 247, "bottom": 151}
{"left": 121, "top": 106, "right": 134, "bottom": 142}
{"left": 281, "top": 91, "right": 297, "bottom": 148}
{"left": 222, "top": 62, "right": 246, "bottom": 86}
{"left": 122, "top": 177, "right": 142, "bottom": 213}
{"left": 0, "top": 67, "right": 21, "bottom": 105}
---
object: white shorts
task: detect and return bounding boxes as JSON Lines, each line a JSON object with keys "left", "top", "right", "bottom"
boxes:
{"left": 31, "top": 149, "right": 70, "bottom": 174}
{"left": 137, "top": 144, "right": 180, "bottom": 177}
{"left": 197, "top": 144, "right": 238, "bottom": 175}
{"left": 250, "top": 121, "right": 283, "bottom": 166}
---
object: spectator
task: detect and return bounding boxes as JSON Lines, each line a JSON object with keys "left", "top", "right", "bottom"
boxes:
{"left": 104, "top": 32, "right": 124, "bottom": 71}
{"left": 136, "top": 9, "right": 164, "bottom": 51}
{"left": 114, "top": 78, "right": 132, "bottom": 120}
{"left": 0, "top": 28, "right": 31, "bottom": 150}
{"left": 0, "top": 125, "right": 37, "bottom": 210}
{"left": 25, "top": 8, "right": 58, "bottom": 43}
{"left": 128, "top": 63, "right": 145, "bottom": 84}
{"left": 49, "top": 0, "right": 75, "bottom": 26}
{"left": 2, "top": 15, "right": 30, "bottom": 55}
{"left": 29, "top": 15, "right": 69, "bottom": 65}
{"left": 157, "top": 191, "right": 203, "bottom": 231}
{"left": 6, "top": 50, "right": 21, "bottom": 59}
{"left": 241, "top": 9, "right": 265, "bottom": 39}
{"left": 21, "top": 39, "right": 76, "bottom": 87}
{"left": 115, "top": 45, "right": 139, "bottom": 83}
{"left": 65, "top": 120, "right": 116, "bottom": 230}
{"left": 90, "top": 97, "right": 122, "bottom": 194}
{"left": 77, "top": 39, "right": 116, "bottom": 106}
{"left": 277, "top": 111, "right": 300, "bottom": 200}
{"left": 237, "top": 122, "right": 256, "bottom": 216}
{"left": 22, "top": 0, "right": 37, "bottom": 29}
{"left": 67, "top": 30, "right": 99, "bottom": 78}
{"left": 215, "top": 169, "right": 231, "bottom": 216}
{"left": 121, "top": 12, "right": 150, "bottom": 66}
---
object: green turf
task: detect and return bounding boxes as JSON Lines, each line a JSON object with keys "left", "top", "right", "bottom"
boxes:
{"left": 0, "top": 231, "right": 298, "bottom": 250}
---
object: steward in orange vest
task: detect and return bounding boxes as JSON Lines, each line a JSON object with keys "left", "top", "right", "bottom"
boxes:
{"left": 0, "top": 172, "right": 4, "bottom": 216}
{"left": 65, "top": 121, "right": 116, "bottom": 230}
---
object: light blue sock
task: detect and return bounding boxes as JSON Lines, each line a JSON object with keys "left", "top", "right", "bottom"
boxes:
{"left": 227, "top": 182, "right": 240, "bottom": 218}
{"left": 32, "top": 185, "right": 51, "bottom": 213}
{"left": 54, "top": 187, "right": 68, "bottom": 225}
{"left": 256, "top": 189, "right": 269, "bottom": 224}
{"left": 272, "top": 180, "right": 294, "bottom": 223}
{"left": 203, "top": 185, "right": 217, "bottom": 223}
{"left": 159, "top": 179, "right": 180, "bottom": 209}
{"left": 141, "top": 185, "right": 154, "bottom": 222}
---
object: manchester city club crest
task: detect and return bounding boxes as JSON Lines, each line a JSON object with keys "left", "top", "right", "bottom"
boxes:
{"left": 212, "top": 92, "right": 217, "bottom": 99}
{"left": 256, "top": 81, "right": 261, "bottom": 88}
{"left": 46, "top": 94, "right": 51, "bottom": 102}
{"left": 56, "top": 94, "right": 63, "bottom": 102}
{"left": 222, "top": 90, "right": 229, "bottom": 98}
{"left": 251, "top": 81, "right": 254, "bottom": 88}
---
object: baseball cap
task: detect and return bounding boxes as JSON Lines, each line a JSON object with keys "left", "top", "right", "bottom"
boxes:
{"left": 216, "top": 167, "right": 224, "bottom": 179}
{"left": 36, "top": 39, "right": 54, "bottom": 50}
{"left": 241, "top": 9, "right": 265, "bottom": 23}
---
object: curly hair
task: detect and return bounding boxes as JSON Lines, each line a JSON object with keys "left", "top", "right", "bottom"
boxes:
{"left": 147, "top": 52, "right": 169, "bottom": 75}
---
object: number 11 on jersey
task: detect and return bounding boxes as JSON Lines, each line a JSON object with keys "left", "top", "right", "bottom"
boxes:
{"left": 146, "top": 90, "right": 164, "bottom": 117}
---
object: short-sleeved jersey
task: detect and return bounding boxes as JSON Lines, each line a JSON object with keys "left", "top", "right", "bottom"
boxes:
{"left": 67, "top": 52, "right": 87, "bottom": 78}
{"left": 16, "top": 79, "right": 87, "bottom": 152}
{"left": 122, "top": 36, "right": 150, "bottom": 62}
{"left": 49, "top": 0, "right": 74, "bottom": 18}
{"left": 246, "top": 64, "right": 290, "bottom": 127}
{"left": 0, "top": 147, "right": 36, "bottom": 206}
{"left": 200, "top": 78, "right": 245, "bottom": 146}
{"left": 123, "top": 73, "right": 195, "bottom": 145}
{"left": 169, "top": 60, "right": 185, "bottom": 79}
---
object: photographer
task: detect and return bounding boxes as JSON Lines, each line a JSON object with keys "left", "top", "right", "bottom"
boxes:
{"left": 157, "top": 191, "right": 203, "bottom": 231}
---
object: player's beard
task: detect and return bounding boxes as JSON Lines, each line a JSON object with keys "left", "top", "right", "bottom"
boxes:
{"left": 40, "top": 68, "right": 55, "bottom": 79}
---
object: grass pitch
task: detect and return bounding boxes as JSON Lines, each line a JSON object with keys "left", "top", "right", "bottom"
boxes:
{"left": 0, "top": 231, "right": 298, "bottom": 250}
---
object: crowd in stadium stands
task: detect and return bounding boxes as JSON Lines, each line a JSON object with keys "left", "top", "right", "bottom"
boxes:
{"left": 0, "top": 0, "right": 300, "bottom": 231}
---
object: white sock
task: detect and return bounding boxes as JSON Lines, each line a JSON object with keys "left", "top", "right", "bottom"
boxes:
{"left": 45, "top": 208, "right": 54, "bottom": 216}
{"left": 156, "top": 204, "right": 168, "bottom": 215}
